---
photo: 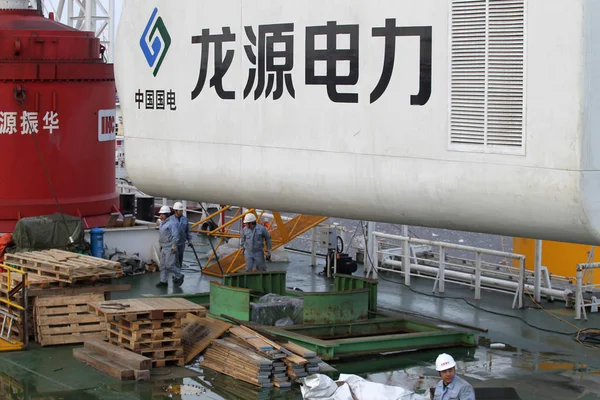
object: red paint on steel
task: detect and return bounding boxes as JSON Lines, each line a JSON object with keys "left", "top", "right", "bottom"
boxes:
{"left": 0, "top": 9, "right": 118, "bottom": 232}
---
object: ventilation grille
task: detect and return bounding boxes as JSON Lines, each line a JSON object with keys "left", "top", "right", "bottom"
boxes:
{"left": 450, "top": 0, "right": 525, "bottom": 152}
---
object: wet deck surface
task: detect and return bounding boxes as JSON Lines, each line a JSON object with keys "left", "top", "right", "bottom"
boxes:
{"left": 1, "top": 244, "right": 599, "bottom": 399}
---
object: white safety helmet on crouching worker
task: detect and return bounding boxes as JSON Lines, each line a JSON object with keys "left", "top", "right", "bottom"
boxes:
{"left": 435, "top": 353, "right": 456, "bottom": 371}
{"left": 173, "top": 202, "right": 184, "bottom": 211}
{"left": 243, "top": 213, "right": 257, "bottom": 224}
{"left": 159, "top": 205, "right": 171, "bottom": 215}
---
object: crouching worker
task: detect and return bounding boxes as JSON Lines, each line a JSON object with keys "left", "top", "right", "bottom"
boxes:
{"left": 156, "top": 206, "right": 184, "bottom": 288}
{"left": 240, "top": 213, "right": 272, "bottom": 272}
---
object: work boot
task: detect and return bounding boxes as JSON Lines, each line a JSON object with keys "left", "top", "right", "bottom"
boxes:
{"left": 173, "top": 275, "right": 184, "bottom": 287}
{"left": 155, "top": 281, "right": 168, "bottom": 288}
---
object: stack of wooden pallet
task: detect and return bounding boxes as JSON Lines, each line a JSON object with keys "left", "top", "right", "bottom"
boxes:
{"left": 88, "top": 298, "right": 206, "bottom": 368}
{"left": 35, "top": 293, "right": 107, "bottom": 346}
{"left": 4, "top": 250, "right": 122, "bottom": 287}
{"left": 73, "top": 337, "right": 151, "bottom": 381}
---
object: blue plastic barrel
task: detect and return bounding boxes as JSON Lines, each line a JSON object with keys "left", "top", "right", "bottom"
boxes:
{"left": 90, "top": 227, "right": 105, "bottom": 258}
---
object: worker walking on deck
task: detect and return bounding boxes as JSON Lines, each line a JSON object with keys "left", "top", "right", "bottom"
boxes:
{"left": 433, "top": 353, "right": 475, "bottom": 400}
{"left": 173, "top": 202, "right": 192, "bottom": 269}
{"left": 240, "top": 213, "right": 272, "bottom": 272}
{"left": 156, "top": 205, "right": 184, "bottom": 288}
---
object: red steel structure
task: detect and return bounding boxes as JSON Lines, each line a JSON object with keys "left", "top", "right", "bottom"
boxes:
{"left": 0, "top": 6, "right": 118, "bottom": 232}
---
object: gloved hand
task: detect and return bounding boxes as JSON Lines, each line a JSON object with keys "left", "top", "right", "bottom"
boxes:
{"left": 266, "top": 251, "right": 272, "bottom": 261}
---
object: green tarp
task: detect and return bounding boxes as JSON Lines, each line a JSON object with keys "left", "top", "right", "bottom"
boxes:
{"left": 12, "top": 213, "right": 87, "bottom": 252}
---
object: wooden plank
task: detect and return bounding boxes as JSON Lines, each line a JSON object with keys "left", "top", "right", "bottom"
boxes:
{"left": 27, "top": 284, "right": 130, "bottom": 298}
{"left": 73, "top": 348, "right": 135, "bottom": 380}
{"left": 239, "top": 325, "right": 292, "bottom": 356}
{"left": 210, "top": 339, "right": 273, "bottom": 366}
{"left": 106, "top": 212, "right": 119, "bottom": 228}
{"left": 37, "top": 314, "right": 105, "bottom": 325}
{"left": 42, "top": 332, "right": 106, "bottom": 346}
{"left": 36, "top": 304, "right": 90, "bottom": 315}
{"left": 84, "top": 338, "right": 152, "bottom": 370}
{"left": 134, "top": 370, "right": 150, "bottom": 381}
{"left": 106, "top": 341, "right": 184, "bottom": 358}
{"left": 182, "top": 314, "right": 231, "bottom": 363}
{"left": 223, "top": 336, "right": 286, "bottom": 360}
{"left": 88, "top": 298, "right": 206, "bottom": 318}
{"left": 229, "top": 327, "right": 273, "bottom": 351}
{"left": 36, "top": 293, "right": 106, "bottom": 307}
{"left": 41, "top": 323, "right": 107, "bottom": 335}
{"left": 283, "top": 354, "right": 308, "bottom": 365}
{"left": 279, "top": 341, "right": 317, "bottom": 358}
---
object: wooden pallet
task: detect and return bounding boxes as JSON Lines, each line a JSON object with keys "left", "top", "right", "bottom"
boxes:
{"left": 109, "top": 322, "right": 181, "bottom": 341}
{"left": 4, "top": 250, "right": 122, "bottom": 284}
{"left": 35, "top": 293, "right": 107, "bottom": 346}
{"left": 88, "top": 298, "right": 206, "bottom": 321}
{"left": 0, "top": 271, "right": 57, "bottom": 292}
{"left": 111, "top": 317, "right": 182, "bottom": 331}
{"left": 108, "top": 329, "right": 182, "bottom": 351}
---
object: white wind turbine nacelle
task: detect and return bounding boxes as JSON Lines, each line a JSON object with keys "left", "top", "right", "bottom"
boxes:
{"left": 0, "top": 0, "right": 31, "bottom": 9}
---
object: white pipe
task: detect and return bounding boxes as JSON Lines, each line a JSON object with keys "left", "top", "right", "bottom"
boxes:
{"left": 108, "top": 0, "right": 115, "bottom": 62}
{"left": 534, "top": 240, "right": 542, "bottom": 303}
{"left": 382, "top": 259, "right": 568, "bottom": 300}
{"left": 366, "top": 221, "right": 376, "bottom": 277}
{"left": 84, "top": 0, "right": 92, "bottom": 32}
{"left": 0, "top": 0, "right": 29, "bottom": 9}
{"left": 402, "top": 226, "right": 410, "bottom": 286}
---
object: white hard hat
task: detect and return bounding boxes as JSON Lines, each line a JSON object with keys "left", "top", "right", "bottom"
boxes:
{"left": 243, "top": 213, "right": 257, "bottom": 223}
{"left": 435, "top": 353, "right": 456, "bottom": 371}
{"left": 173, "top": 202, "right": 184, "bottom": 211}
{"left": 159, "top": 205, "right": 171, "bottom": 215}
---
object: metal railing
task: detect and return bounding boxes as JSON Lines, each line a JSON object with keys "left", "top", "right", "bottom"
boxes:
{"left": 574, "top": 262, "right": 600, "bottom": 320}
{"left": 370, "top": 232, "right": 537, "bottom": 309}
{"left": 0, "top": 264, "right": 28, "bottom": 347}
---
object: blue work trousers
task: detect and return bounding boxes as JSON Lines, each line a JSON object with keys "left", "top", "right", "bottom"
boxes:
{"left": 244, "top": 250, "right": 267, "bottom": 272}
{"left": 160, "top": 246, "right": 182, "bottom": 282}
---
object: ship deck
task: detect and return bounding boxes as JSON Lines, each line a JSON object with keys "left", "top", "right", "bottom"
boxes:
{"left": 0, "top": 244, "right": 599, "bottom": 400}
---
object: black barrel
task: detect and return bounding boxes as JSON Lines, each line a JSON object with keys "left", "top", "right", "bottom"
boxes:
{"left": 136, "top": 196, "right": 155, "bottom": 222}
{"left": 119, "top": 193, "right": 136, "bottom": 216}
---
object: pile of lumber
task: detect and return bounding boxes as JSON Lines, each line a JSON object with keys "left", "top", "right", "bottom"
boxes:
{"left": 281, "top": 341, "right": 322, "bottom": 377}
{"left": 35, "top": 293, "right": 107, "bottom": 346}
{"left": 201, "top": 324, "right": 320, "bottom": 388}
{"left": 73, "top": 338, "right": 151, "bottom": 381}
{"left": 88, "top": 298, "right": 206, "bottom": 368}
{"left": 3, "top": 250, "right": 122, "bottom": 287}
{"left": 203, "top": 339, "right": 275, "bottom": 387}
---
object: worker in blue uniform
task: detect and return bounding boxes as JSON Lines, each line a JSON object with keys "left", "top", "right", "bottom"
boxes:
{"left": 156, "top": 205, "right": 184, "bottom": 288}
{"left": 240, "top": 213, "right": 272, "bottom": 272}
{"left": 433, "top": 353, "right": 475, "bottom": 400}
{"left": 172, "top": 202, "right": 192, "bottom": 269}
